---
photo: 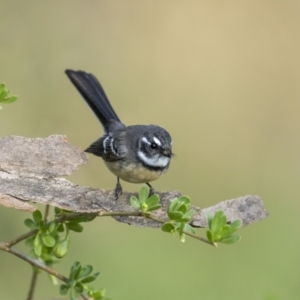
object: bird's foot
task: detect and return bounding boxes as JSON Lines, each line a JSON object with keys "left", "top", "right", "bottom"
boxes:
{"left": 115, "top": 179, "right": 122, "bottom": 200}
{"left": 146, "top": 183, "right": 156, "bottom": 197}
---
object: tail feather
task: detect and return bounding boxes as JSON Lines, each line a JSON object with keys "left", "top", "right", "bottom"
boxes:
{"left": 65, "top": 69, "right": 121, "bottom": 130}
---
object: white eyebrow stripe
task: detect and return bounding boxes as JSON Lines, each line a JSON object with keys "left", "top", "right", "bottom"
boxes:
{"left": 153, "top": 137, "right": 161, "bottom": 146}
{"left": 142, "top": 137, "right": 151, "bottom": 145}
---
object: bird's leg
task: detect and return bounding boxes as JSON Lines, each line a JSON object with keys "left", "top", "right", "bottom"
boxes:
{"left": 146, "top": 182, "right": 156, "bottom": 196}
{"left": 115, "top": 177, "right": 122, "bottom": 200}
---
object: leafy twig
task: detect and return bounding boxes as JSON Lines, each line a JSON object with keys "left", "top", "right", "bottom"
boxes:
{"left": 0, "top": 244, "right": 89, "bottom": 300}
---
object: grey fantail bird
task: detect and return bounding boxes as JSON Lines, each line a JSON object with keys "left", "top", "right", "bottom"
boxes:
{"left": 65, "top": 69, "right": 172, "bottom": 199}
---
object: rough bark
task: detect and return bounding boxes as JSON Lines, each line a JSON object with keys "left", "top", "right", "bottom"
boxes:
{"left": 0, "top": 135, "right": 269, "bottom": 228}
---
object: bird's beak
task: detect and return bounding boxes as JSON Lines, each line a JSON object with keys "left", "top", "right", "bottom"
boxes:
{"left": 161, "top": 149, "right": 172, "bottom": 158}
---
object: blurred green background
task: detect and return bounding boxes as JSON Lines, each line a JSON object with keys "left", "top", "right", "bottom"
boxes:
{"left": 1, "top": 1, "right": 300, "bottom": 299}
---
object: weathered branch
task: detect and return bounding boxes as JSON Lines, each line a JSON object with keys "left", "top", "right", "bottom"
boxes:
{"left": 0, "top": 135, "right": 269, "bottom": 228}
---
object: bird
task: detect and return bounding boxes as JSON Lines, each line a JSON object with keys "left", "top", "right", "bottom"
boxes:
{"left": 65, "top": 69, "right": 172, "bottom": 199}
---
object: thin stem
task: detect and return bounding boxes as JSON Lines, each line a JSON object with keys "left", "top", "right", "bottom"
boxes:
{"left": 26, "top": 269, "right": 39, "bottom": 300}
{"left": 43, "top": 204, "right": 50, "bottom": 222}
{"left": 5, "top": 229, "right": 38, "bottom": 248}
{"left": 26, "top": 204, "right": 51, "bottom": 300}
{"left": 182, "top": 230, "right": 215, "bottom": 246}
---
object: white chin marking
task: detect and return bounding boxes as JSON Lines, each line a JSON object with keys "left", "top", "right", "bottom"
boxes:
{"left": 138, "top": 151, "right": 170, "bottom": 167}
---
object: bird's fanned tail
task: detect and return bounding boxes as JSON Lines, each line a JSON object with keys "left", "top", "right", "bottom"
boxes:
{"left": 65, "top": 69, "right": 121, "bottom": 131}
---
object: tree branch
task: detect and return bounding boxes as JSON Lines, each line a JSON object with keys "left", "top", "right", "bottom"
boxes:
{"left": 0, "top": 135, "right": 269, "bottom": 228}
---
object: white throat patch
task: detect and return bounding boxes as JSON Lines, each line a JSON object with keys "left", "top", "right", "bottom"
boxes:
{"left": 137, "top": 151, "right": 170, "bottom": 168}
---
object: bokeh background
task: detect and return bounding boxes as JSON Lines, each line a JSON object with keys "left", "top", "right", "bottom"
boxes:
{"left": 1, "top": 1, "right": 300, "bottom": 299}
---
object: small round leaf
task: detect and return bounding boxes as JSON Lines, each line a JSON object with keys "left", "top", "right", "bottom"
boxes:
{"left": 33, "top": 210, "right": 43, "bottom": 224}
{"left": 67, "top": 222, "right": 83, "bottom": 232}
{"left": 41, "top": 235, "right": 56, "bottom": 247}
{"left": 60, "top": 284, "right": 69, "bottom": 295}
{"left": 130, "top": 196, "right": 141, "bottom": 209}
{"left": 24, "top": 218, "right": 36, "bottom": 229}
{"left": 161, "top": 222, "right": 176, "bottom": 233}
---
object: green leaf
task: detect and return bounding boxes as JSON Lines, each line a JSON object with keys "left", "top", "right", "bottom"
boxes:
{"left": 167, "top": 198, "right": 178, "bottom": 213}
{"left": 71, "top": 289, "right": 77, "bottom": 300}
{"left": 141, "top": 202, "right": 148, "bottom": 212}
{"left": 48, "top": 274, "right": 58, "bottom": 286}
{"left": 60, "top": 284, "right": 69, "bottom": 295}
{"left": 74, "top": 283, "right": 84, "bottom": 294}
{"left": 24, "top": 218, "right": 37, "bottom": 229}
{"left": 41, "top": 235, "right": 56, "bottom": 247}
{"left": 229, "top": 219, "right": 242, "bottom": 233}
{"left": 180, "top": 209, "right": 196, "bottom": 222}
{"left": 210, "top": 211, "right": 225, "bottom": 234}
{"left": 170, "top": 199, "right": 184, "bottom": 212}
{"left": 177, "top": 203, "right": 188, "bottom": 214}
{"left": 145, "top": 204, "right": 162, "bottom": 212}
{"left": 179, "top": 232, "right": 186, "bottom": 243}
{"left": 67, "top": 222, "right": 83, "bottom": 232}
{"left": 54, "top": 207, "right": 63, "bottom": 215}
{"left": 48, "top": 221, "right": 57, "bottom": 233}
{"left": 207, "top": 213, "right": 213, "bottom": 228}
{"left": 53, "top": 236, "right": 70, "bottom": 258}
{"left": 0, "top": 84, "right": 5, "bottom": 93}
{"left": 0, "top": 90, "right": 8, "bottom": 102}
{"left": 78, "top": 265, "right": 93, "bottom": 279}
{"left": 69, "top": 215, "right": 96, "bottom": 223}
{"left": 33, "top": 235, "right": 42, "bottom": 256}
{"left": 0, "top": 83, "right": 18, "bottom": 104}
{"left": 220, "top": 234, "right": 241, "bottom": 244}
{"left": 220, "top": 225, "right": 232, "bottom": 238}
{"left": 183, "top": 223, "right": 196, "bottom": 235}
{"left": 138, "top": 184, "right": 149, "bottom": 203}
{"left": 88, "top": 287, "right": 107, "bottom": 299}
{"left": 130, "top": 196, "right": 141, "bottom": 209}
{"left": 57, "top": 223, "right": 65, "bottom": 232}
{"left": 161, "top": 222, "right": 176, "bottom": 233}
{"left": 2, "top": 95, "right": 17, "bottom": 103}
{"left": 70, "top": 261, "right": 81, "bottom": 280}
{"left": 33, "top": 210, "right": 43, "bottom": 224}
{"left": 177, "top": 195, "right": 191, "bottom": 205}
{"left": 206, "top": 230, "right": 213, "bottom": 242}
{"left": 145, "top": 194, "right": 160, "bottom": 207}
{"left": 80, "top": 272, "right": 100, "bottom": 284}
{"left": 219, "top": 214, "right": 227, "bottom": 228}
{"left": 168, "top": 211, "right": 183, "bottom": 221}
{"left": 178, "top": 222, "right": 185, "bottom": 233}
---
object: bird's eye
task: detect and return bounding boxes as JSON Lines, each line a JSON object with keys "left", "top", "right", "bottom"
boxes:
{"left": 150, "top": 143, "right": 157, "bottom": 149}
